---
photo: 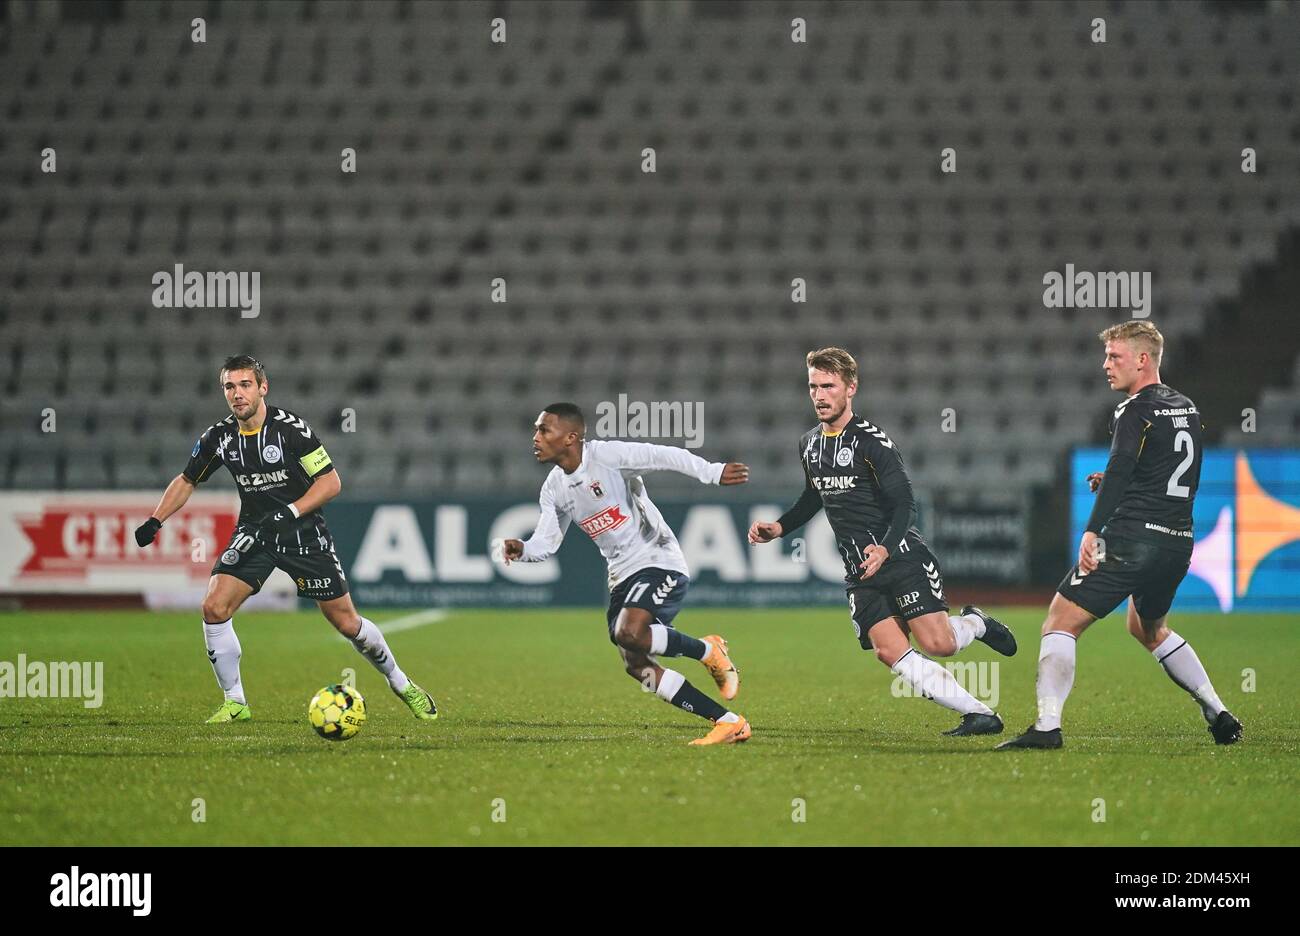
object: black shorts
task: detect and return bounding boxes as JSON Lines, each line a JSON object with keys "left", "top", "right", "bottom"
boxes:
{"left": 212, "top": 523, "right": 350, "bottom": 601}
{"left": 606, "top": 567, "right": 690, "bottom": 644}
{"left": 846, "top": 540, "right": 949, "bottom": 650}
{"left": 1056, "top": 535, "right": 1190, "bottom": 621}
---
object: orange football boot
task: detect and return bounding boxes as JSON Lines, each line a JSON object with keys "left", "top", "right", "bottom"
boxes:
{"left": 689, "top": 715, "right": 752, "bottom": 746}
{"left": 701, "top": 635, "right": 740, "bottom": 701}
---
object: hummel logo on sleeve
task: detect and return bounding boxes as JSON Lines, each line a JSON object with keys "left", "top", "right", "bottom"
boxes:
{"left": 857, "top": 420, "right": 894, "bottom": 448}
{"left": 273, "top": 409, "right": 313, "bottom": 438}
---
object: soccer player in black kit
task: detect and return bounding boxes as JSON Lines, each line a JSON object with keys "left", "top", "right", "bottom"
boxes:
{"left": 999, "top": 322, "right": 1242, "bottom": 749}
{"left": 133, "top": 355, "right": 438, "bottom": 724}
{"left": 749, "top": 347, "right": 1018, "bottom": 736}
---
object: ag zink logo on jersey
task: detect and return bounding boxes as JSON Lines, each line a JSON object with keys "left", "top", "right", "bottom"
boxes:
{"left": 262, "top": 444, "right": 282, "bottom": 464}
{"left": 578, "top": 505, "right": 630, "bottom": 539}
{"left": 813, "top": 475, "right": 856, "bottom": 492}
{"left": 236, "top": 470, "right": 289, "bottom": 487}
{"left": 835, "top": 447, "right": 854, "bottom": 467}
{"left": 221, "top": 548, "right": 242, "bottom": 566}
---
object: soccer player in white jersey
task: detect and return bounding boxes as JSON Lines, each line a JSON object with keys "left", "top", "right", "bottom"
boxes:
{"left": 498, "top": 403, "right": 752, "bottom": 745}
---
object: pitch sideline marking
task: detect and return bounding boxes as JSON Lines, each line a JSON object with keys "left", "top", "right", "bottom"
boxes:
{"left": 378, "top": 609, "right": 448, "bottom": 634}
{"left": 333, "top": 608, "right": 448, "bottom": 640}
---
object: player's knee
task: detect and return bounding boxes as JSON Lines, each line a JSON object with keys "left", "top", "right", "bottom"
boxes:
{"left": 202, "top": 595, "right": 235, "bottom": 622}
{"left": 916, "top": 629, "right": 957, "bottom": 658}
{"left": 1129, "top": 619, "right": 1166, "bottom": 650}
{"left": 1125, "top": 615, "right": 1146, "bottom": 642}
{"left": 872, "top": 644, "right": 904, "bottom": 668}
{"left": 330, "top": 612, "right": 361, "bottom": 638}
{"left": 1041, "top": 610, "right": 1079, "bottom": 637}
{"left": 613, "top": 622, "right": 648, "bottom": 653}
{"left": 1040, "top": 612, "right": 1063, "bottom": 635}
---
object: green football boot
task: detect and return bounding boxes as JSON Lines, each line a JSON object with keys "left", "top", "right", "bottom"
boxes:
{"left": 205, "top": 699, "right": 252, "bottom": 723}
{"left": 396, "top": 680, "right": 438, "bottom": 720}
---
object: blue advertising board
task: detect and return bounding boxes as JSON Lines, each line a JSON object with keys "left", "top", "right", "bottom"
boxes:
{"left": 1071, "top": 449, "right": 1300, "bottom": 612}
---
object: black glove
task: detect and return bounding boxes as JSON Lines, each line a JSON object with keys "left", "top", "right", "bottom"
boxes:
{"left": 261, "top": 508, "right": 299, "bottom": 537}
{"left": 134, "top": 517, "right": 162, "bottom": 547}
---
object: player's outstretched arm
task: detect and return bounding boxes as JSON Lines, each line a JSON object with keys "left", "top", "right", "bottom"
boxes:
{"left": 136, "top": 474, "right": 196, "bottom": 546}
{"left": 495, "top": 484, "right": 570, "bottom": 565}
{"left": 146, "top": 424, "right": 230, "bottom": 545}
{"left": 719, "top": 462, "right": 749, "bottom": 485}
{"left": 598, "top": 439, "right": 741, "bottom": 485}
{"left": 752, "top": 475, "right": 821, "bottom": 544}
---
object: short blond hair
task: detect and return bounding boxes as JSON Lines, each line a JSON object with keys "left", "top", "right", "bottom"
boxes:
{"left": 1099, "top": 320, "right": 1163, "bottom": 366}
{"left": 806, "top": 347, "right": 858, "bottom": 386}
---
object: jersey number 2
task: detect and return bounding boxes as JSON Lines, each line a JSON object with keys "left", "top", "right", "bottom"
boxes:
{"left": 1166, "top": 430, "right": 1195, "bottom": 498}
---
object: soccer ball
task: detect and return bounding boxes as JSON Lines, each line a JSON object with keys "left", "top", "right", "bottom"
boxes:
{"left": 308, "top": 684, "right": 366, "bottom": 741}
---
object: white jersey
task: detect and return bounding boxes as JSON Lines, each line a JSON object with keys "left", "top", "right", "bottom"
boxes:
{"left": 519, "top": 439, "right": 725, "bottom": 590}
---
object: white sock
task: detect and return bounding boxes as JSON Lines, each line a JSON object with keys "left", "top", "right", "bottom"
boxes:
{"left": 891, "top": 649, "right": 992, "bottom": 716}
{"left": 1035, "top": 631, "right": 1077, "bottom": 731}
{"left": 655, "top": 667, "right": 685, "bottom": 702}
{"left": 203, "top": 618, "right": 245, "bottom": 704}
{"left": 948, "top": 613, "right": 984, "bottom": 652}
{"left": 717, "top": 712, "right": 739, "bottom": 724}
{"left": 1152, "top": 631, "right": 1225, "bottom": 724}
{"left": 350, "top": 617, "right": 409, "bottom": 692}
{"left": 649, "top": 624, "right": 669, "bottom": 656}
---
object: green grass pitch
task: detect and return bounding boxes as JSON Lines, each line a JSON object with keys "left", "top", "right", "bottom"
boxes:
{"left": 1, "top": 608, "right": 1296, "bottom": 845}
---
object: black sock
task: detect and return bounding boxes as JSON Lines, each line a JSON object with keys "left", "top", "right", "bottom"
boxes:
{"left": 669, "top": 679, "right": 728, "bottom": 722}
{"left": 665, "top": 629, "right": 709, "bottom": 661}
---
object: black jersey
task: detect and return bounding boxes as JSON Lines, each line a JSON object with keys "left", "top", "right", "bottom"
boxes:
{"left": 776, "top": 416, "right": 925, "bottom": 584}
{"left": 182, "top": 405, "right": 336, "bottom": 552}
{"left": 1085, "top": 383, "right": 1202, "bottom": 553}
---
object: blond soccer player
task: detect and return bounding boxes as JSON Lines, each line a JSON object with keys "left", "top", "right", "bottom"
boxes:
{"left": 999, "top": 321, "right": 1241, "bottom": 749}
